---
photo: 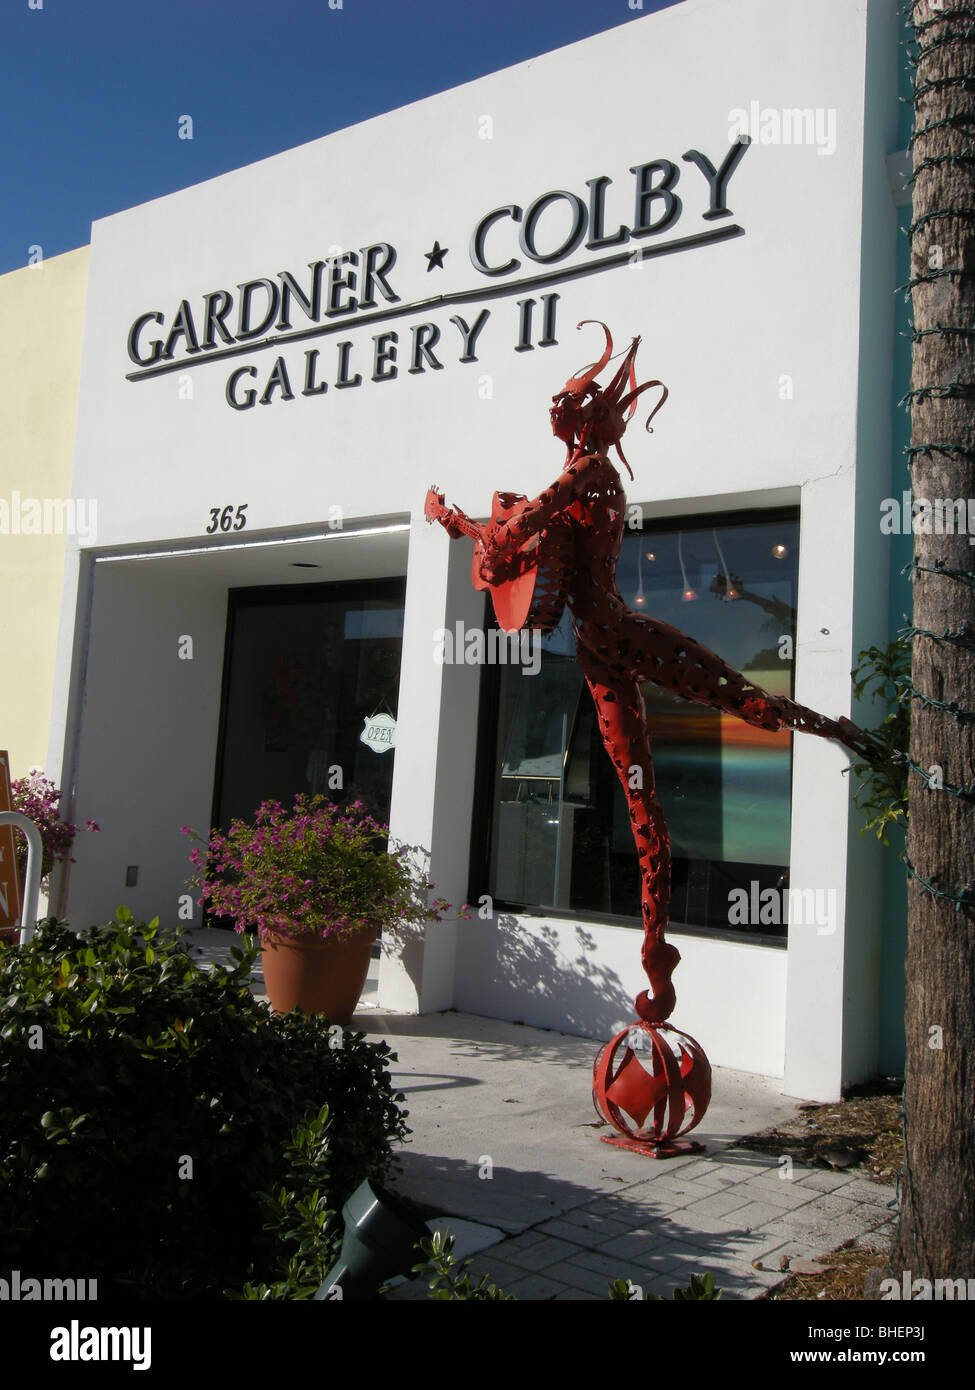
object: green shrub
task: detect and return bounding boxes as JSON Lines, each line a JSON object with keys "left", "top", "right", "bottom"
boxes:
{"left": 847, "top": 639, "right": 911, "bottom": 844}
{"left": 0, "top": 910, "right": 408, "bottom": 1298}
{"left": 227, "top": 1103, "right": 339, "bottom": 1299}
{"left": 409, "top": 1229, "right": 517, "bottom": 1300}
{"left": 609, "top": 1272, "right": 723, "bottom": 1300}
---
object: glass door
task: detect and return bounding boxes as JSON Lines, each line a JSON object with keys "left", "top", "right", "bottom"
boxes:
{"left": 210, "top": 579, "right": 406, "bottom": 924}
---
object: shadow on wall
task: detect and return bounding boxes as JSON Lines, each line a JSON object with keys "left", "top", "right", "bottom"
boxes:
{"left": 451, "top": 910, "right": 636, "bottom": 1042}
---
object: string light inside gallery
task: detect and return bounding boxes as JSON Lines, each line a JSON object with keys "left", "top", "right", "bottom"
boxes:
{"left": 634, "top": 545, "right": 647, "bottom": 606}
{"left": 712, "top": 528, "right": 739, "bottom": 601}
{"left": 678, "top": 531, "right": 697, "bottom": 602}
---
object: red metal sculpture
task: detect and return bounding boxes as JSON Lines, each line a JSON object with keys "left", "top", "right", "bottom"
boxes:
{"left": 426, "top": 322, "right": 875, "bottom": 1157}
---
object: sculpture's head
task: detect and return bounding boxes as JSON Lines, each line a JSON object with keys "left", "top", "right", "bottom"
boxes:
{"left": 550, "top": 321, "right": 668, "bottom": 478}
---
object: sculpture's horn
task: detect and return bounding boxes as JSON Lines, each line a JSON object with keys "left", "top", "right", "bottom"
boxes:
{"left": 620, "top": 379, "right": 669, "bottom": 432}
{"left": 604, "top": 336, "right": 642, "bottom": 413}
{"left": 561, "top": 320, "right": 614, "bottom": 395}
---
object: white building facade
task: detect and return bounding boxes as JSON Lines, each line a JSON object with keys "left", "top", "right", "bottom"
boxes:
{"left": 48, "top": 0, "right": 903, "bottom": 1099}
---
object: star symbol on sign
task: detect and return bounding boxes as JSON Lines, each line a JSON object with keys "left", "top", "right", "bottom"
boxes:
{"left": 424, "top": 241, "right": 448, "bottom": 271}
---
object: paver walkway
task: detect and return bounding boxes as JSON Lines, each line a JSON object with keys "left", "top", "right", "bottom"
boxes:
{"left": 358, "top": 1008, "right": 897, "bottom": 1302}
{"left": 386, "top": 1147, "right": 896, "bottom": 1300}
{"left": 183, "top": 929, "right": 896, "bottom": 1301}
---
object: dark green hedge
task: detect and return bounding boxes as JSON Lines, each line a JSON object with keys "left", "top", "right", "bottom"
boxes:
{"left": 0, "top": 911, "right": 408, "bottom": 1298}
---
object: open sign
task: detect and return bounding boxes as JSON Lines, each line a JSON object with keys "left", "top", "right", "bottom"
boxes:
{"left": 359, "top": 714, "right": 396, "bottom": 754}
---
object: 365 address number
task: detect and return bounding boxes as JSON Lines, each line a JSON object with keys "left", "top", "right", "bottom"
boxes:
{"left": 205, "top": 504, "right": 249, "bottom": 534}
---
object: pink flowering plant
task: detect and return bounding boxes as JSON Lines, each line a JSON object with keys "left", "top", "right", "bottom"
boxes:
{"left": 11, "top": 770, "right": 99, "bottom": 883}
{"left": 185, "top": 794, "right": 451, "bottom": 942}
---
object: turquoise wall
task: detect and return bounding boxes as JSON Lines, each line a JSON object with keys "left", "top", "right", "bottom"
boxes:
{"left": 877, "top": 12, "right": 915, "bottom": 1076}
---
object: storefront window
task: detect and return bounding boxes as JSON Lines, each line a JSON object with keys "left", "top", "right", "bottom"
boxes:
{"left": 478, "top": 510, "right": 799, "bottom": 938}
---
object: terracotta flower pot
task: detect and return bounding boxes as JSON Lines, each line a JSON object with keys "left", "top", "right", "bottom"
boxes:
{"left": 259, "top": 926, "right": 377, "bottom": 1023}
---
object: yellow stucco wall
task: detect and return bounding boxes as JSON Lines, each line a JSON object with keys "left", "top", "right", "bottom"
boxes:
{"left": 0, "top": 246, "right": 89, "bottom": 783}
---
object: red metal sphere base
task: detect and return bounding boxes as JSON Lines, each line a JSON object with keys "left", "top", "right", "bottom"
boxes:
{"left": 593, "top": 1021, "right": 712, "bottom": 1159}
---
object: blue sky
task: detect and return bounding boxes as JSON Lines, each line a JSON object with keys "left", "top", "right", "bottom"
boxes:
{"left": 1, "top": 0, "right": 677, "bottom": 276}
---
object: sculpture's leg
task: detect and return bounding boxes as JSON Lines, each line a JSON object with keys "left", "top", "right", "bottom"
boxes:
{"left": 585, "top": 605, "right": 867, "bottom": 753}
{"left": 581, "top": 603, "right": 864, "bottom": 1158}
{"left": 584, "top": 662, "right": 712, "bottom": 1156}
{"left": 583, "top": 667, "right": 679, "bottom": 1024}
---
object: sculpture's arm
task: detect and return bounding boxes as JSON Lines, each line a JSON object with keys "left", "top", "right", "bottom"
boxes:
{"left": 479, "top": 447, "right": 603, "bottom": 579}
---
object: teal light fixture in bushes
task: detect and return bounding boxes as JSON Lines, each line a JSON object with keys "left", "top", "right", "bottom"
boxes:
{"left": 314, "top": 1179, "right": 429, "bottom": 1300}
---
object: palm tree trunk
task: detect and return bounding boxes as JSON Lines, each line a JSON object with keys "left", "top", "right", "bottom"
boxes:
{"left": 891, "top": 0, "right": 975, "bottom": 1283}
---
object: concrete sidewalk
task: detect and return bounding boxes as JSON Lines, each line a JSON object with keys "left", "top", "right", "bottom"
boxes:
{"left": 353, "top": 1006, "right": 897, "bottom": 1301}
{"left": 183, "top": 930, "right": 896, "bottom": 1301}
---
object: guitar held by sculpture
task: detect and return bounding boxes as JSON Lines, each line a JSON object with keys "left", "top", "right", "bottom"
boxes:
{"left": 424, "top": 485, "right": 574, "bottom": 636}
